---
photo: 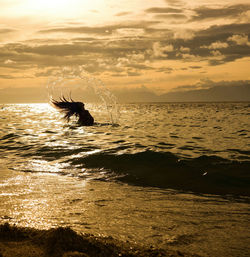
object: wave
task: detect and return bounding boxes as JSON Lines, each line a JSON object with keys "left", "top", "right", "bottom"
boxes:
{"left": 1, "top": 131, "right": 250, "bottom": 196}
{"left": 69, "top": 150, "right": 250, "bottom": 196}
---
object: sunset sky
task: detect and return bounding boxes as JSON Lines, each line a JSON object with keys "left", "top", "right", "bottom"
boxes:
{"left": 0, "top": 0, "right": 250, "bottom": 102}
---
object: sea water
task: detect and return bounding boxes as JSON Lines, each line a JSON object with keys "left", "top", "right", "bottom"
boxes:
{"left": 0, "top": 102, "right": 250, "bottom": 257}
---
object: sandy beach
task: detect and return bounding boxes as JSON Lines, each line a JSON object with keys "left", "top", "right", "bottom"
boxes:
{"left": 0, "top": 223, "right": 201, "bottom": 257}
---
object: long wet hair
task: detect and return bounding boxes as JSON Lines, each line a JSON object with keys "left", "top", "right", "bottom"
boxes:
{"left": 51, "top": 96, "right": 85, "bottom": 122}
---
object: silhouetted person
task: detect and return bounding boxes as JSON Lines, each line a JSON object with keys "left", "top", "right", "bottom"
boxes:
{"left": 51, "top": 96, "right": 94, "bottom": 126}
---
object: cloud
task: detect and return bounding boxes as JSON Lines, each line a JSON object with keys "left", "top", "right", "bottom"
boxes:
{"left": 38, "top": 21, "right": 160, "bottom": 35}
{"left": 152, "top": 42, "right": 174, "bottom": 57}
{"left": 228, "top": 34, "right": 250, "bottom": 46}
{"left": 209, "top": 41, "right": 229, "bottom": 49}
{"left": 0, "top": 35, "right": 153, "bottom": 76}
{"left": 39, "top": 26, "right": 112, "bottom": 35}
{"left": 201, "top": 24, "right": 250, "bottom": 40}
{"left": 127, "top": 53, "right": 145, "bottom": 61}
{"left": 1, "top": 18, "right": 249, "bottom": 76}
{"left": 0, "top": 74, "right": 15, "bottom": 79}
{"left": 4, "top": 59, "right": 16, "bottom": 64}
{"left": 189, "top": 66, "right": 202, "bottom": 69}
{"left": 191, "top": 4, "right": 250, "bottom": 21}
{"left": 34, "top": 21, "right": 249, "bottom": 68}
{"left": 145, "top": 7, "right": 183, "bottom": 13}
{"left": 201, "top": 41, "right": 229, "bottom": 49}
{"left": 145, "top": 6, "right": 187, "bottom": 21}
{"left": 0, "top": 28, "right": 16, "bottom": 34}
{"left": 179, "top": 46, "right": 190, "bottom": 53}
{"left": 127, "top": 71, "right": 141, "bottom": 76}
{"left": 0, "top": 0, "right": 249, "bottom": 98}
{"left": 156, "top": 67, "right": 173, "bottom": 74}
{"left": 164, "top": 0, "right": 183, "bottom": 6}
{"left": 183, "top": 23, "right": 250, "bottom": 64}
{"left": 154, "top": 14, "right": 187, "bottom": 20}
{"left": 211, "top": 50, "right": 223, "bottom": 57}
{"left": 1, "top": 38, "right": 146, "bottom": 59}
{"left": 174, "top": 29, "right": 194, "bottom": 40}
{"left": 114, "top": 28, "right": 145, "bottom": 37}
{"left": 179, "top": 53, "right": 197, "bottom": 60}
{"left": 115, "top": 12, "right": 131, "bottom": 16}
{"left": 209, "top": 50, "right": 226, "bottom": 65}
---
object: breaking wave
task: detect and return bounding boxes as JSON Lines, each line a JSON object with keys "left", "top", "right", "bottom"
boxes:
{"left": 66, "top": 150, "right": 250, "bottom": 196}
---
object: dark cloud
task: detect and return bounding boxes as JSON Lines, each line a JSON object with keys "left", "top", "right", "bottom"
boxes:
{"left": 189, "top": 66, "right": 202, "bottom": 69}
{"left": 174, "top": 23, "right": 250, "bottom": 57}
{"left": 145, "top": 7, "right": 183, "bottom": 13}
{"left": 154, "top": 14, "right": 187, "bottom": 20}
{"left": 0, "top": 73, "right": 32, "bottom": 79}
{"left": 127, "top": 71, "right": 141, "bottom": 76}
{"left": 164, "top": 0, "right": 183, "bottom": 6}
{"left": 1, "top": 20, "right": 249, "bottom": 74}
{"left": 0, "top": 44, "right": 91, "bottom": 69}
{"left": 191, "top": 4, "right": 250, "bottom": 21}
{"left": 115, "top": 12, "right": 131, "bottom": 16}
{"left": 0, "top": 1, "right": 249, "bottom": 99}
{"left": 208, "top": 59, "right": 225, "bottom": 66}
{"left": 126, "top": 63, "right": 153, "bottom": 70}
{"left": 0, "top": 36, "right": 152, "bottom": 75}
{"left": 39, "top": 26, "right": 113, "bottom": 35}
{"left": 192, "top": 23, "right": 250, "bottom": 64}
{"left": 17, "top": 44, "right": 90, "bottom": 56}
{"left": 35, "top": 68, "right": 61, "bottom": 77}
{"left": 0, "top": 28, "right": 16, "bottom": 34}
{"left": 24, "top": 38, "right": 68, "bottom": 45}
{"left": 156, "top": 67, "right": 173, "bottom": 74}
{"left": 197, "top": 23, "right": 250, "bottom": 40}
{"left": 0, "top": 74, "right": 15, "bottom": 79}
{"left": 0, "top": 38, "right": 149, "bottom": 59}
{"left": 205, "top": 44, "right": 250, "bottom": 66}
{"left": 72, "top": 37, "right": 98, "bottom": 42}
{"left": 110, "top": 73, "right": 127, "bottom": 77}
{"left": 169, "top": 23, "right": 250, "bottom": 65}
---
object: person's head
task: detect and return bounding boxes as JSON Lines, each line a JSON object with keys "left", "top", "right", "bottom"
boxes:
{"left": 77, "top": 102, "right": 85, "bottom": 110}
{"left": 51, "top": 97, "right": 85, "bottom": 121}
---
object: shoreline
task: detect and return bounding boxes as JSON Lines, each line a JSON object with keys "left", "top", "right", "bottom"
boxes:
{"left": 0, "top": 223, "right": 201, "bottom": 257}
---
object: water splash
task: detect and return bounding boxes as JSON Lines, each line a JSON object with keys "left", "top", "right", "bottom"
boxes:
{"left": 47, "top": 66, "right": 119, "bottom": 124}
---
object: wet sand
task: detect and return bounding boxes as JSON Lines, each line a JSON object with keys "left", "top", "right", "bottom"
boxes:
{"left": 0, "top": 223, "right": 201, "bottom": 257}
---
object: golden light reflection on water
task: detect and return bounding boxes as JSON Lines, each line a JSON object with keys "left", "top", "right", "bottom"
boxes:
{"left": 0, "top": 168, "right": 87, "bottom": 229}
{"left": 1, "top": 103, "right": 250, "bottom": 257}
{"left": 26, "top": 159, "right": 70, "bottom": 173}
{"left": 1, "top": 166, "right": 250, "bottom": 257}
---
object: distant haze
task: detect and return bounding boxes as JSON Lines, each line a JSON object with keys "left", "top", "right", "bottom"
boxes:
{"left": 0, "top": 80, "right": 249, "bottom": 103}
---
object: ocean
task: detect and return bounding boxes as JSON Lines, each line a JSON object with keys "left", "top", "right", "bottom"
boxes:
{"left": 0, "top": 102, "right": 250, "bottom": 257}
